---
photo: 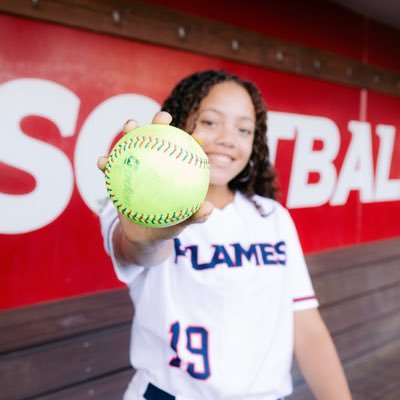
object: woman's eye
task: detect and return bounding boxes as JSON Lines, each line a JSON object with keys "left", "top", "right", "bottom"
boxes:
{"left": 200, "top": 119, "right": 216, "bottom": 127}
{"left": 239, "top": 128, "right": 253, "bottom": 135}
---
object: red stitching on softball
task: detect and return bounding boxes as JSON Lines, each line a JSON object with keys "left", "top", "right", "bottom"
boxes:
{"left": 110, "top": 136, "right": 209, "bottom": 169}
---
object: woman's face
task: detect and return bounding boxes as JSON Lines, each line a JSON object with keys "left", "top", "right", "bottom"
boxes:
{"left": 187, "top": 81, "right": 256, "bottom": 188}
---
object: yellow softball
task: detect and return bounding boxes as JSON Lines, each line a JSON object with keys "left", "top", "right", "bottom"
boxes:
{"left": 105, "top": 124, "right": 210, "bottom": 227}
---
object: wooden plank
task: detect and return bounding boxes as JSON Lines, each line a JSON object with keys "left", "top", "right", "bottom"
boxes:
{"left": 291, "top": 340, "right": 400, "bottom": 400}
{"left": 0, "top": 0, "right": 399, "bottom": 96}
{"left": 0, "top": 288, "right": 133, "bottom": 354}
{"left": 344, "top": 340, "right": 400, "bottom": 400}
{"left": 306, "top": 238, "right": 400, "bottom": 276}
{"left": 320, "top": 283, "right": 400, "bottom": 334}
{"left": 0, "top": 324, "right": 131, "bottom": 400}
{"left": 35, "top": 369, "right": 134, "bottom": 400}
{"left": 334, "top": 307, "right": 400, "bottom": 362}
{"left": 291, "top": 308, "right": 400, "bottom": 386}
{"left": 380, "top": 386, "right": 400, "bottom": 400}
{"left": 313, "top": 258, "right": 400, "bottom": 306}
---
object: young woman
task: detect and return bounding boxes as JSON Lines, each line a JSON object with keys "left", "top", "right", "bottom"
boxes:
{"left": 98, "top": 70, "right": 352, "bottom": 400}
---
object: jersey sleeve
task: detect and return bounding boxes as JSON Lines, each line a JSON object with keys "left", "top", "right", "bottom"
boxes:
{"left": 281, "top": 207, "right": 319, "bottom": 312}
{"left": 99, "top": 199, "right": 145, "bottom": 284}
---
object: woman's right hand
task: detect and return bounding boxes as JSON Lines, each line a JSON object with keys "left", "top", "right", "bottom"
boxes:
{"left": 97, "top": 111, "right": 213, "bottom": 262}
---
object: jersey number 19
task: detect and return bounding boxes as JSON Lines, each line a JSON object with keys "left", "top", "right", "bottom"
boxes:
{"left": 169, "top": 321, "right": 211, "bottom": 380}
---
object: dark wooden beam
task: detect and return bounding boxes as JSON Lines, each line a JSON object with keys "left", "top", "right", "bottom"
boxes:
{"left": 1, "top": 0, "right": 399, "bottom": 96}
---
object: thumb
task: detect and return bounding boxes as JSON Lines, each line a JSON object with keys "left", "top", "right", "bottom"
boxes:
{"left": 187, "top": 201, "right": 214, "bottom": 225}
{"left": 97, "top": 156, "right": 108, "bottom": 173}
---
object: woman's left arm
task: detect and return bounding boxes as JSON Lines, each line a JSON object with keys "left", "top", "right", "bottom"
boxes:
{"left": 294, "top": 308, "right": 352, "bottom": 400}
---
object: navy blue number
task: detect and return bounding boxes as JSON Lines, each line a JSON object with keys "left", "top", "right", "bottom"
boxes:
{"left": 169, "top": 321, "right": 182, "bottom": 367}
{"left": 186, "top": 326, "right": 210, "bottom": 379}
{"left": 169, "top": 322, "right": 210, "bottom": 379}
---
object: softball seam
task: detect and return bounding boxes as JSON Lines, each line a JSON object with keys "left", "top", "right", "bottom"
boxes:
{"left": 106, "top": 135, "right": 210, "bottom": 170}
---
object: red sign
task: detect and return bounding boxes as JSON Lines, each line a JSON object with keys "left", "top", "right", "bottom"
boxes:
{"left": 1, "top": 14, "right": 399, "bottom": 309}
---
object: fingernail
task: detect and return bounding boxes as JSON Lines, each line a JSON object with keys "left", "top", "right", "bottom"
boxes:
{"left": 125, "top": 119, "right": 134, "bottom": 125}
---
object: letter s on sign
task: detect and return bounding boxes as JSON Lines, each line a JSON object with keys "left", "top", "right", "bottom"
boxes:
{"left": 0, "top": 79, "right": 79, "bottom": 234}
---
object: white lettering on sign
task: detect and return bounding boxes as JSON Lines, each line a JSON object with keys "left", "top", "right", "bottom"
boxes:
{"left": 375, "top": 124, "right": 400, "bottom": 201}
{"left": 0, "top": 78, "right": 399, "bottom": 234}
{"left": 269, "top": 112, "right": 340, "bottom": 208}
{"left": 330, "top": 121, "right": 375, "bottom": 205}
{"left": 0, "top": 79, "right": 79, "bottom": 234}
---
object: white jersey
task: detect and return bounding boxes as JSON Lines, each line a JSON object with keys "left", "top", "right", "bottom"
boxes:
{"left": 100, "top": 192, "right": 318, "bottom": 400}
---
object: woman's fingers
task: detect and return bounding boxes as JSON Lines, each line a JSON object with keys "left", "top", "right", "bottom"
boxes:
{"left": 123, "top": 112, "right": 172, "bottom": 136}
{"left": 187, "top": 201, "right": 214, "bottom": 225}
{"left": 97, "top": 156, "right": 108, "bottom": 173}
{"left": 152, "top": 111, "right": 173, "bottom": 125}
{"left": 123, "top": 119, "right": 138, "bottom": 134}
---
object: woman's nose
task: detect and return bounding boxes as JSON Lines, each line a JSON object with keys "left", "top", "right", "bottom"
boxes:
{"left": 215, "top": 125, "right": 235, "bottom": 147}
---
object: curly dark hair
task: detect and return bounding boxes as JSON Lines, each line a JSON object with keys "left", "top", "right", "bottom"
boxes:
{"left": 161, "top": 70, "right": 280, "bottom": 200}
